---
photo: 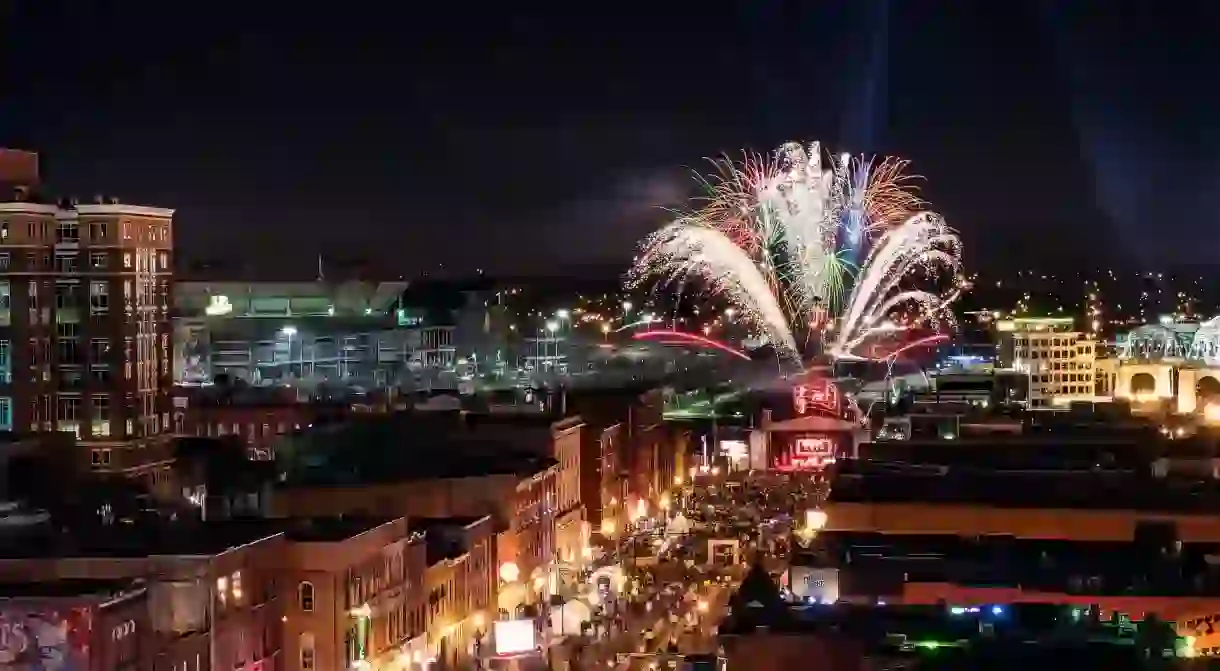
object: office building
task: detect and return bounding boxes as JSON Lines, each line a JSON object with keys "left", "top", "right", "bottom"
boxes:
{"left": 998, "top": 317, "right": 1097, "bottom": 409}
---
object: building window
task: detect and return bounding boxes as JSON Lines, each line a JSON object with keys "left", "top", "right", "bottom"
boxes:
{"left": 54, "top": 284, "right": 78, "bottom": 310}
{"left": 89, "top": 338, "right": 110, "bottom": 364}
{"left": 0, "top": 397, "right": 11, "bottom": 432}
{"left": 0, "top": 253, "right": 8, "bottom": 270}
{"left": 123, "top": 253, "right": 132, "bottom": 268}
{"left": 92, "top": 394, "right": 110, "bottom": 438}
{"left": 56, "top": 220, "right": 79, "bottom": 243}
{"left": 0, "top": 340, "right": 9, "bottom": 384}
{"left": 89, "top": 281, "right": 109, "bottom": 315}
{"left": 0, "top": 281, "right": 10, "bottom": 310}
{"left": 57, "top": 396, "right": 81, "bottom": 438}
{"left": 54, "top": 253, "right": 78, "bottom": 273}
{"left": 90, "top": 222, "right": 109, "bottom": 240}
{"left": 90, "top": 448, "right": 111, "bottom": 466}
{"left": 90, "top": 252, "right": 107, "bottom": 269}
{"left": 299, "top": 582, "right": 315, "bottom": 612}
{"left": 300, "top": 633, "right": 316, "bottom": 670}
{"left": 56, "top": 323, "right": 81, "bottom": 365}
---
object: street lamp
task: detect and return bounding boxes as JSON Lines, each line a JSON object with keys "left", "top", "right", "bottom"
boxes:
{"left": 546, "top": 320, "right": 559, "bottom": 372}
{"left": 541, "top": 322, "right": 558, "bottom": 373}
{"left": 280, "top": 325, "right": 298, "bottom": 380}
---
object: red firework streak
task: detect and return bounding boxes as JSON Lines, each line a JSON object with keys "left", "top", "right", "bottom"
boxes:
{"left": 862, "top": 332, "right": 948, "bottom": 361}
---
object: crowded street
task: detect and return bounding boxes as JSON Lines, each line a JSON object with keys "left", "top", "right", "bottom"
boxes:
{"left": 543, "top": 467, "right": 828, "bottom": 671}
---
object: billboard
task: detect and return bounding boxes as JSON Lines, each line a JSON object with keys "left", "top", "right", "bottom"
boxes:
{"left": 174, "top": 321, "right": 211, "bottom": 384}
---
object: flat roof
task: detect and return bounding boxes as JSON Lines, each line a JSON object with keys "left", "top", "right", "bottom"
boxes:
{"left": 830, "top": 464, "right": 1220, "bottom": 513}
{"left": 722, "top": 602, "right": 1178, "bottom": 663}
{"left": 858, "top": 442, "right": 1158, "bottom": 469}
{"left": 284, "top": 517, "right": 398, "bottom": 543}
{"left": 0, "top": 578, "right": 143, "bottom": 601}
{"left": 409, "top": 516, "right": 491, "bottom": 563}
{"left": 0, "top": 519, "right": 284, "bottom": 560}
{"left": 408, "top": 516, "right": 489, "bottom": 535}
{"left": 278, "top": 412, "right": 558, "bottom": 487}
{"left": 809, "top": 532, "right": 1220, "bottom": 597}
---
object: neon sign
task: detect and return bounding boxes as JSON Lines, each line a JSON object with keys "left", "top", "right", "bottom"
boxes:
{"left": 793, "top": 379, "right": 840, "bottom": 415}
{"left": 776, "top": 436, "right": 836, "bottom": 471}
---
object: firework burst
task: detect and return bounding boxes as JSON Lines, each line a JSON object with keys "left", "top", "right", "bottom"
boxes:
{"left": 630, "top": 140, "right": 962, "bottom": 361}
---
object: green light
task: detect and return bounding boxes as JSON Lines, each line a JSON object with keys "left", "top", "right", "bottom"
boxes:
{"left": 912, "top": 641, "right": 946, "bottom": 650}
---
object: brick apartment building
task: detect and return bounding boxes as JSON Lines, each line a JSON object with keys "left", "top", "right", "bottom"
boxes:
{"left": 0, "top": 149, "right": 177, "bottom": 490}
{"left": 172, "top": 385, "right": 355, "bottom": 460}
{"left": 279, "top": 517, "right": 430, "bottom": 670}
{"left": 413, "top": 517, "right": 497, "bottom": 669}
{"left": 0, "top": 511, "right": 499, "bottom": 671}
{"left": 565, "top": 387, "right": 687, "bottom": 540}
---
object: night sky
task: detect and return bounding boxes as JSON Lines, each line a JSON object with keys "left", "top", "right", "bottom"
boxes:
{"left": 2, "top": 1, "right": 1216, "bottom": 278}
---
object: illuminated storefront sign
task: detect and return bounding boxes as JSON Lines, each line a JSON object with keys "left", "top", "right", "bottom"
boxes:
{"left": 775, "top": 436, "right": 836, "bottom": 471}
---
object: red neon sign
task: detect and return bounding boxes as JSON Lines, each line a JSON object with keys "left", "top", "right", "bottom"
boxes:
{"left": 775, "top": 436, "right": 837, "bottom": 471}
{"left": 793, "top": 379, "right": 840, "bottom": 415}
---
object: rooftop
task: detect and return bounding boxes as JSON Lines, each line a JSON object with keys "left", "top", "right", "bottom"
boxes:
{"left": 858, "top": 439, "right": 1162, "bottom": 470}
{"left": 829, "top": 462, "right": 1220, "bottom": 512}
{"left": 284, "top": 516, "right": 400, "bottom": 543}
{"left": 409, "top": 516, "right": 491, "bottom": 563}
{"left": 408, "top": 516, "right": 488, "bottom": 531}
{"left": 0, "top": 578, "right": 144, "bottom": 601}
{"left": 807, "top": 532, "right": 1220, "bottom": 597}
{"left": 722, "top": 601, "right": 1193, "bottom": 665}
{"left": 277, "top": 412, "right": 559, "bottom": 487}
{"left": 0, "top": 518, "right": 284, "bottom": 560}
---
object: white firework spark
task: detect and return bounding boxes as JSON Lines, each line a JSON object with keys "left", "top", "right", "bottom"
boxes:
{"left": 635, "top": 223, "right": 798, "bottom": 355}
{"left": 830, "top": 213, "right": 962, "bottom": 356}
{"left": 631, "top": 139, "right": 963, "bottom": 362}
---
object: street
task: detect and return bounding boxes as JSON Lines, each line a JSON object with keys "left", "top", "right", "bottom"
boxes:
{"left": 553, "top": 469, "right": 824, "bottom": 671}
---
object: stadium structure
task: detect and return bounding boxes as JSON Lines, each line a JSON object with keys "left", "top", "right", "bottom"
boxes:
{"left": 173, "top": 280, "right": 461, "bottom": 391}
